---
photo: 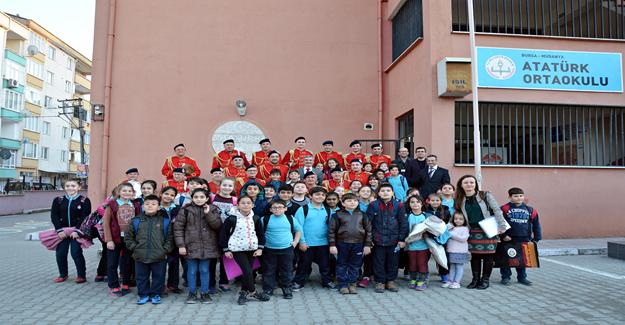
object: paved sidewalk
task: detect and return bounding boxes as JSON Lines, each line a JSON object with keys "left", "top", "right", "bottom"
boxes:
{"left": 539, "top": 237, "right": 625, "bottom": 256}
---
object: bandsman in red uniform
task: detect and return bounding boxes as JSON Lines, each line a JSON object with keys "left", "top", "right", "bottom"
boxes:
{"left": 368, "top": 143, "right": 392, "bottom": 169}
{"left": 212, "top": 139, "right": 249, "bottom": 169}
{"left": 208, "top": 168, "right": 223, "bottom": 193}
{"left": 234, "top": 165, "right": 267, "bottom": 195}
{"left": 223, "top": 155, "right": 247, "bottom": 179}
{"left": 161, "top": 143, "right": 201, "bottom": 180}
{"left": 162, "top": 167, "right": 188, "bottom": 193}
{"left": 251, "top": 138, "right": 280, "bottom": 166}
{"left": 343, "top": 140, "right": 367, "bottom": 171}
{"left": 281, "top": 136, "right": 313, "bottom": 169}
{"left": 259, "top": 150, "right": 289, "bottom": 182}
{"left": 314, "top": 140, "right": 344, "bottom": 169}
{"left": 322, "top": 167, "right": 350, "bottom": 192}
{"left": 343, "top": 159, "right": 370, "bottom": 186}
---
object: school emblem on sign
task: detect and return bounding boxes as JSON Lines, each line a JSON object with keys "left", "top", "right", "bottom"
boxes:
{"left": 485, "top": 55, "right": 516, "bottom": 80}
{"left": 507, "top": 248, "right": 517, "bottom": 258}
{"left": 212, "top": 121, "right": 266, "bottom": 157}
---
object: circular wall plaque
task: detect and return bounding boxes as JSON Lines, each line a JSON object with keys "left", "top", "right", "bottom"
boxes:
{"left": 211, "top": 121, "right": 266, "bottom": 157}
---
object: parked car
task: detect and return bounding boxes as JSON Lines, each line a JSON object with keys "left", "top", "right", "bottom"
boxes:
{"left": 3, "top": 182, "right": 60, "bottom": 194}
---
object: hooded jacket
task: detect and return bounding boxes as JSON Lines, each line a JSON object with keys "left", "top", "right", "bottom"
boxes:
{"left": 174, "top": 203, "right": 223, "bottom": 259}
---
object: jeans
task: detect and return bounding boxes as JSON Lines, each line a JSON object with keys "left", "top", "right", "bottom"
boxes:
{"left": 294, "top": 245, "right": 331, "bottom": 286}
{"left": 232, "top": 251, "right": 258, "bottom": 293}
{"left": 107, "top": 241, "right": 131, "bottom": 288}
{"left": 262, "top": 247, "right": 294, "bottom": 291}
{"left": 372, "top": 245, "right": 399, "bottom": 283}
{"left": 449, "top": 263, "right": 465, "bottom": 283}
{"left": 135, "top": 260, "right": 166, "bottom": 297}
{"left": 335, "top": 242, "right": 364, "bottom": 288}
{"left": 56, "top": 238, "right": 86, "bottom": 278}
{"left": 166, "top": 251, "right": 181, "bottom": 288}
{"left": 186, "top": 258, "right": 211, "bottom": 294}
{"left": 500, "top": 266, "right": 527, "bottom": 281}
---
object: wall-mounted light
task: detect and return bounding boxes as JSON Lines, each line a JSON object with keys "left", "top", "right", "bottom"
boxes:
{"left": 236, "top": 100, "right": 247, "bottom": 116}
{"left": 92, "top": 104, "right": 105, "bottom": 121}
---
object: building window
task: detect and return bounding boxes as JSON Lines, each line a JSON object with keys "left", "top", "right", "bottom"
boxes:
{"left": 23, "top": 113, "right": 40, "bottom": 132}
{"left": 66, "top": 57, "right": 74, "bottom": 70}
{"left": 84, "top": 133, "right": 90, "bottom": 144}
{"left": 62, "top": 127, "right": 69, "bottom": 139}
{"left": 397, "top": 110, "right": 414, "bottom": 152}
{"left": 44, "top": 96, "right": 54, "bottom": 108}
{"left": 60, "top": 150, "right": 67, "bottom": 162}
{"left": 454, "top": 102, "right": 625, "bottom": 167}
{"left": 48, "top": 46, "right": 56, "bottom": 60}
{"left": 42, "top": 121, "right": 50, "bottom": 135}
{"left": 25, "top": 87, "right": 42, "bottom": 106}
{"left": 30, "top": 32, "right": 46, "bottom": 52}
{"left": 5, "top": 61, "right": 23, "bottom": 82}
{"left": 3, "top": 90, "right": 24, "bottom": 111}
{"left": 23, "top": 142, "right": 38, "bottom": 159}
{"left": 41, "top": 147, "right": 49, "bottom": 160}
{"left": 45, "top": 71, "right": 54, "bottom": 85}
{"left": 0, "top": 150, "right": 17, "bottom": 168}
{"left": 452, "top": 0, "right": 625, "bottom": 40}
{"left": 392, "top": 0, "right": 423, "bottom": 61}
{"left": 26, "top": 59, "right": 44, "bottom": 79}
{"left": 65, "top": 80, "right": 73, "bottom": 93}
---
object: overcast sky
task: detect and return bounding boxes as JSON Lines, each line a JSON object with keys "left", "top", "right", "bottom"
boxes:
{"left": 1, "top": 0, "right": 95, "bottom": 59}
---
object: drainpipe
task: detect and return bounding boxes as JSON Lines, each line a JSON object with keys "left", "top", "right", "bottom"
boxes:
{"left": 100, "top": 0, "right": 116, "bottom": 199}
{"left": 377, "top": 0, "right": 386, "bottom": 139}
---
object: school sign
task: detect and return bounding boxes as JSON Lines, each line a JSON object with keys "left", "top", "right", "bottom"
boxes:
{"left": 476, "top": 47, "right": 623, "bottom": 93}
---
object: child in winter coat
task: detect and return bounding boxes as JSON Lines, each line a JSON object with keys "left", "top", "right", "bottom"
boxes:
{"left": 446, "top": 212, "right": 470, "bottom": 289}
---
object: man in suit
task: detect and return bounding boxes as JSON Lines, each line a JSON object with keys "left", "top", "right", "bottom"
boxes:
{"left": 418, "top": 154, "right": 450, "bottom": 199}
{"left": 298, "top": 155, "right": 323, "bottom": 185}
{"left": 405, "top": 146, "right": 428, "bottom": 189}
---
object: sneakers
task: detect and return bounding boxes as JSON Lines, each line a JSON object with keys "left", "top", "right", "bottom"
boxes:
{"left": 121, "top": 284, "right": 131, "bottom": 296}
{"left": 501, "top": 277, "right": 511, "bottom": 286}
{"left": 449, "top": 282, "right": 461, "bottom": 289}
{"left": 200, "top": 293, "right": 212, "bottom": 304}
{"left": 150, "top": 295, "right": 162, "bottom": 304}
{"left": 75, "top": 277, "right": 86, "bottom": 284}
{"left": 250, "top": 292, "right": 270, "bottom": 302}
{"left": 357, "top": 277, "right": 370, "bottom": 288}
{"left": 291, "top": 283, "right": 304, "bottom": 291}
{"left": 348, "top": 283, "right": 357, "bottom": 294}
{"left": 281, "top": 287, "right": 293, "bottom": 299}
{"left": 518, "top": 279, "right": 533, "bottom": 286}
{"left": 136, "top": 296, "right": 150, "bottom": 305}
{"left": 374, "top": 282, "right": 385, "bottom": 293}
{"left": 385, "top": 281, "right": 398, "bottom": 292}
{"left": 339, "top": 287, "right": 349, "bottom": 294}
{"left": 186, "top": 292, "right": 197, "bottom": 304}
{"left": 323, "top": 282, "right": 338, "bottom": 291}
{"left": 94, "top": 275, "right": 106, "bottom": 282}
{"left": 109, "top": 287, "right": 123, "bottom": 297}
{"left": 208, "top": 287, "right": 217, "bottom": 295}
{"left": 264, "top": 290, "right": 274, "bottom": 296}
{"left": 237, "top": 292, "right": 248, "bottom": 305}
{"left": 408, "top": 280, "right": 417, "bottom": 289}
{"left": 182, "top": 280, "right": 188, "bottom": 287}
{"left": 441, "top": 281, "right": 450, "bottom": 288}
{"left": 219, "top": 284, "right": 231, "bottom": 292}
{"left": 53, "top": 276, "right": 68, "bottom": 283}
{"left": 415, "top": 281, "right": 427, "bottom": 291}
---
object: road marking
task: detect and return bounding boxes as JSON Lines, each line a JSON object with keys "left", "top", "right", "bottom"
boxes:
{"left": 542, "top": 257, "right": 625, "bottom": 280}
{"left": 0, "top": 221, "right": 51, "bottom": 235}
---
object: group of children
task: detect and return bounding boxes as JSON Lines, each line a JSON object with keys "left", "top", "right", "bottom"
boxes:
{"left": 50, "top": 144, "right": 541, "bottom": 306}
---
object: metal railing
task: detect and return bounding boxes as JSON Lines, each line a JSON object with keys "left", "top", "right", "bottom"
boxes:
{"left": 452, "top": 0, "right": 625, "bottom": 40}
{"left": 455, "top": 102, "right": 625, "bottom": 166}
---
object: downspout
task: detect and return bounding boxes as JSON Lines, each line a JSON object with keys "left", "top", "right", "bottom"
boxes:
{"left": 100, "top": 0, "right": 116, "bottom": 199}
{"left": 377, "top": 0, "right": 386, "bottom": 139}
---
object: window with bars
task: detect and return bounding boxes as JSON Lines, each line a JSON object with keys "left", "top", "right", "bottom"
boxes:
{"left": 452, "top": 0, "right": 625, "bottom": 40}
{"left": 455, "top": 102, "right": 625, "bottom": 167}
{"left": 392, "top": 0, "right": 424, "bottom": 61}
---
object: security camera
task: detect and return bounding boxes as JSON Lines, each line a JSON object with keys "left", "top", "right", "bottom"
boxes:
{"left": 363, "top": 123, "right": 374, "bottom": 131}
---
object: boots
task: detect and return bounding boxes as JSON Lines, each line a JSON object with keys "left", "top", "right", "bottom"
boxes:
{"left": 477, "top": 276, "right": 490, "bottom": 290}
{"left": 466, "top": 272, "right": 480, "bottom": 289}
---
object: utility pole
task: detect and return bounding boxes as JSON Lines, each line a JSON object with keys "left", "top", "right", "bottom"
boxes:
{"left": 58, "top": 98, "right": 86, "bottom": 172}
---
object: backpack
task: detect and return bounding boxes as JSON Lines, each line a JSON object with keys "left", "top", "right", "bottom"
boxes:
{"left": 226, "top": 213, "right": 260, "bottom": 235}
{"left": 78, "top": 209, "right": 102, "bottom": 239}
{"left": 301, "top": 204, "right": 332, "bottom": 225}
{"left": 263, "top": 214, "right": 296, "bottom": 235}
{"left": 132, "top": 216, "right": 170, "bottom": 238}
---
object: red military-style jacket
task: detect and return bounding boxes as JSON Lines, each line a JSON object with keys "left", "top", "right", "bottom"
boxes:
{"left": 212, "top": 150, "right": 249, "bottom": 169}
{"left": 368, "top": 154, "right": 392, "bottom": 169}
{"left": 314, "top": 151, "right": 344, "bottom": 169}
{"left": 251, "top": 150, "right": 281, "bottom": 167}
{"left": 343, "top": 152, "right": 367, "bottom": 171}
{"left": 322, "top": 178, "right": 351, "bottom": 192}
{"left": 224, "top": 166, "right": 247, "bottom": 179}
{"left": 234, "top": 177, "right": 266, "bottom": 196}
{"left": 344, "top": 171, "right": 370, "bottom": 186}
{"left": 161, "top": 156, "right": 201, "bottom": 180}
{"left": 259, "top": 162, "right": 289, "bottom": 182}
{"left": 162, "top": 179, "right": 188, "bottom": 194}
{"left": 282, "top": 148, "right": 314, "bottom": 169}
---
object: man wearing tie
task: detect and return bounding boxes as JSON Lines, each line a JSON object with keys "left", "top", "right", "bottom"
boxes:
{"left": 298, "top": 155, "right": 323, "bottom": 185}
{"left": 418, "top": 155, "right": 450, "bottom": 199}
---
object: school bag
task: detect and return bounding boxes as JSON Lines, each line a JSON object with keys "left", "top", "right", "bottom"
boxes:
{"left": 262, "top": 214, "right": 296, "bottom": 235}
{"left": 301, "top": 204, "right": 332, "bottom": 225}
{"left": 131, "top": 216, "right": 171, "bottom": 237}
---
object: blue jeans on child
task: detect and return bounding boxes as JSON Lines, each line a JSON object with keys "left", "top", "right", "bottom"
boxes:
{"left": 135, "top": 260, "right": 166, "bottom": 297}
{"left": 448, "top": 263, "right": 465, "bottom": 283}
{"left": 186, "top": 258, "right": 211, "bottom": 294}
{"left": 336, "top": 242, "right": 364, "bottom": 288}
{"left": 56, "top": 238, "right": 86, "bottom": 278}
{"left": 500, "top": 266, "right": 527, "bottom": 281}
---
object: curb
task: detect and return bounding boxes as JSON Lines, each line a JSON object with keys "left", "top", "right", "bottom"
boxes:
{"left": 538, "top": 248, "right": 607, "bottom": 256}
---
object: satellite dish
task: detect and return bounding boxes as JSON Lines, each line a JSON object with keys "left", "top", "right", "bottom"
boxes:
{"left": 0, "top": 149, "right": 12, "bottom": 160}
{"left": 27, "top": 45, "right": 39, "bottom": 56}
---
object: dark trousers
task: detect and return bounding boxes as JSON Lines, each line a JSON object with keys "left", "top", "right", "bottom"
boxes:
{"left": 209, "top": 259, "right": 229, "bottom": 288}
{"left": 500, "top": 238, "right": 529, "bottom": 281}
{"left": 97, "top": 238, "right": 107, "bottom": 277}
{"left": 56, "top": 238, "right": 86, "bottom": 278}
{"left": 372, "top": 245, "right": 399, "bottom": 283}
{"left": 233, "top": 251, "right": 257, "bottom": 293}
{"left": 407, "top": 250, "right": 430, "bottom": 274}
{"left": 107, "top": 241, "right": 131, "bottom": 288}
{"left": 135, "top": 260, "right": 166, "bottom": 297}
{"left": 166, "top": 251, "right": 181, "bottom": 288}
{"left": 294, "top": 245, "right": 331, "bottom": 286}
{"left": 470, "top": 253, "right": 494, "bottom": 278}
{"left": 262, "top": 247, "right": 294, "bottom": 291}
{"left": 336, "top": 242, "right": 364, "bottom": 287}
{"left": 360, "top": 254, "right": 373, "bottom": 279}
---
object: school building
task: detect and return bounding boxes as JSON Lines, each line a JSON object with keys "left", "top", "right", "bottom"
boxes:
{"left": 89, "top": 0, "right": 625, "bottom": 238}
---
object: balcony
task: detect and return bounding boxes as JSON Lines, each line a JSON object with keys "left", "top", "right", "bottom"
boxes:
{"left": 74, "top": 73, "right": 90, "bottom": 94}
